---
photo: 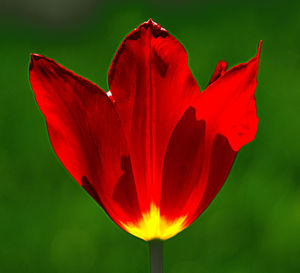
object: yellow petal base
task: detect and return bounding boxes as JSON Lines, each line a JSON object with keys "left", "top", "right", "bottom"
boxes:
{"left": 121, "top": 203, "right": 187, "bottom": 241}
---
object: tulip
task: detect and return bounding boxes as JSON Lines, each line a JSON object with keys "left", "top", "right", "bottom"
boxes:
{"left": 29, "top": 19, "right": 260, "bottom": 273}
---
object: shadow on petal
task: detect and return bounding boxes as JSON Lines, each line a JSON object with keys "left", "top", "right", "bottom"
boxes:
{"left": 161, "top": 107, "right": 206, "bottom": 219}
{"left": 113, "top": 156, "right": 141, "bottom": 222}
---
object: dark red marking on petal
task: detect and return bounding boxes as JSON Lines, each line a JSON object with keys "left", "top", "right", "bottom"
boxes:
{"left": 113, "top": 156, "right": 141, "bottom": 220}
{"left": 152, "top": 49, "right": 168, "bottom": 77}
{"left": 148, "top": 19, "right": 168, "bottom": 38}
{"left": 30, "top": 54, "right": 44, "bottom": 68}
{"left": 32, "top": 54, "right": 43, "bottom": 61}
{"left": 127, "top": 19, "right": 168, "bottom": 41}
{"left": 186, "top": 134, "right": 237, "bottom": 225}
{"left": 160, "top": 107, "right": 206, "bottom": 219}
{"left": 81, "top": 176, "right": 104, "bottom": 207}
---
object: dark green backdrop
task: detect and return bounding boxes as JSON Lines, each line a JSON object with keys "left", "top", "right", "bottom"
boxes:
{"left": 1, "top": 0, "right": 299, "bottom": 272}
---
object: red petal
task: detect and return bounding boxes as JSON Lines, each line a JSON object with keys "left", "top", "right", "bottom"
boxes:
{"left": 188, "top": 134, "right": 236, "bottom": 224}
{"left": 160, "top": 108, "right": 236, "bottom": 225}
{"left": 108, "top": 20, "right": 200, "bottom": 212}
{"left": 29, "top": 54, "right": 141, "bottom": 227}
{"left": 208, "top": 60, "right": 228, "bottom": 85}
{"left": 161, "top": 42, "right": 260, "bottom": 226}
{"left": 196, "top": 41, "right": 261, "bottom": 151}
{"left": 160, "top": 107, "right": 206, "bottom": 219}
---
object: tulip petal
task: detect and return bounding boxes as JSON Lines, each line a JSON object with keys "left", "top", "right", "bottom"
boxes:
{"left": 208, "top": 60, "right": 228, "bottom": 85}
{"left": 161, "top": 107, "right": 236, "bottom": 226}
{"left": 108, "top": 20, "right": 200, "bottom": 213}
{"left": 29, "top": 55, "right": 141, "bottom": 227}
{"left": 197, "top": 41, "right": 261, "bottom": 151}
{"left": 188, "top": 134, "right": 236, "bottom": 224}
{"left": 161, "top": 107, "right": 206, "bottom": 219}
{"left": 161, "top": 43, "right": 260, "bottom": 227}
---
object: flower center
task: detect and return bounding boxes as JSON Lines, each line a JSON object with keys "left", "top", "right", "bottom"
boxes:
{"left": 121, "top": 203, "right": 187, "bottom": 241}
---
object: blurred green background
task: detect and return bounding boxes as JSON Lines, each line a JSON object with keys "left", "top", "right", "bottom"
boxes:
{"left": 0, "top": 0, "right": 299, "bottom": 272}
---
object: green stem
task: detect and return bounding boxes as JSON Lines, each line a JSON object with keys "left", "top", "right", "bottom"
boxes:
{"left": 149, "top": 240, "right": 163, "bottom": 273}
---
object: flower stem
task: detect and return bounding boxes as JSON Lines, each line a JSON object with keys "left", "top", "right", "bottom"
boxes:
{"left": 149, "top": 240, "right": 163, "bottom": 273}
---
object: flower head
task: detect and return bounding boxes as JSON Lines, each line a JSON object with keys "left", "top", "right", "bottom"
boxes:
{"left": 29, "top": 19, "right": 260, "bottom": 241}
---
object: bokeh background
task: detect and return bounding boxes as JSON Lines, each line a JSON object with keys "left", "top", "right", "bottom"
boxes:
{"left": 0, "top": 0, "right": 299, "bottom": 272}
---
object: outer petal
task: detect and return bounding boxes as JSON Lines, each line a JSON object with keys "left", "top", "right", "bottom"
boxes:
{"left": 108, "top": 20, "right": 200, "bottom": 214}
{"left": 199, "top": 41, "right": 261, "bottom": 151}
{"left": 29, "top": 55, "right": 141, "bottom": 229}
{"left": 161, "top": 42, "right": 260, "bottom": 229}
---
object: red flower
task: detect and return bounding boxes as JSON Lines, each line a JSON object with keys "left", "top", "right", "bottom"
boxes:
{"left": 29, "top": 20, "right": 260, "bottom": 241}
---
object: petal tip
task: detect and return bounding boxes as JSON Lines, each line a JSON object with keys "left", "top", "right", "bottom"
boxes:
{"left": 31, "top": 53, "right": 43, "bottom": 61}
{"left": 208, "top": 60, "right": 228, "bottom": 85}
{"left": 257, "top": 40, "right": 262, "bottom": 58}
{"left": 147, "top": 18, "right": 154, "bottom": 24}
{"left": 29, "top": 55, "right": 34, "bottom": 71}
{"left": 131, "top": 19, "right": 168, "bottom": 40}
{"left": 30, "top": 53, "right": 44, "bottom": 71}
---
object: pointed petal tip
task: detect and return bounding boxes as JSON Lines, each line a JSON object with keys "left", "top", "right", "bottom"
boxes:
{"left": 29, "top": 54, "right": 37, "bottom": 71}
{"left": 146, "top": 18, "right": 158, "bottom": 26}
{"left": 31, "top": 53, "right": 43, "bottom": 61}
{"left": 29, "top": 55, "right": 34, "bottom": 71}
{"left": 208, "top": 60, "right": 228, "bottom": 85}
{"left": 257, "top": 40, "right": 262, "bottom": 58}
{"left": 30, "top": 54, "right": 45, "bottom": 70}
{"left": 139, "top": 19, "right": 168, "bottom": 37}
{"left": 219, "top": 60, "right": 228, "bottom": 67}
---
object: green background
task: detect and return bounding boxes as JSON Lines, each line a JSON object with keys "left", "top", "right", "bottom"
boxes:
{"left": 1, "top": 0, "right": 299, "bottom": 272}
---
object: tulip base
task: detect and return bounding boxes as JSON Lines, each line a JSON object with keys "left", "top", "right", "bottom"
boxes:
{"left": 149, "top": 240, "right": 163, "bottom": 273}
